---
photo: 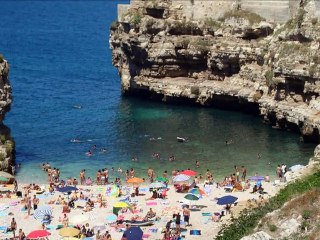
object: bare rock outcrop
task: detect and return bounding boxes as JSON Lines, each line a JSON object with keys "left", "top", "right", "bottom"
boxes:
{"left": 0, "top": 55, "right": 15, "bottom": 173}
{"left": 110, "top": 0, "right": 320, "bottom": 142}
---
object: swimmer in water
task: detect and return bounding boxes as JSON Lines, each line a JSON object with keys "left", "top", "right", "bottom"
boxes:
{"left": 86, "top": 150, "right": 93, "bottom": 157}
{"left": 257, "top": 153, "right": 262, "bottom": 159}
{"left": 118, "top": 167, "right": 123, "bottom": 174}
{"left": 100, "top": 148, "right": 107, "bottom": 153}
{"left": 71, "top": 138, "right": 81, "bottom": 143}
{"left": 225, "top": 139, "right": 233, "bottom": 145}
{"left": 91, "top": 145, "right": 97, "bottom": 150}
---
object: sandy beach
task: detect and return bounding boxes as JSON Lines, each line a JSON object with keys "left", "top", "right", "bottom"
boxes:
{"left": 0, "top": 173, "right": 288, "bottom": 240}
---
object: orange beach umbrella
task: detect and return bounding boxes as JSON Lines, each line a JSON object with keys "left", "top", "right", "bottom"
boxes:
{"left": 127, "top": 177, "right": 144, "bottom": 184}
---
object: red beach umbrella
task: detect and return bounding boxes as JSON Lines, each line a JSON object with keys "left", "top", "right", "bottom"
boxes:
{"left": 181, "top": 170, "right": 197, "bottom": 176}
{"left": 26, "top": 230, "right": 51, "bottom": 239}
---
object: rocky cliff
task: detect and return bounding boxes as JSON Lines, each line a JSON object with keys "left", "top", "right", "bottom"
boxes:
{"left": 110, "top": 0, "right": 320, "bottom": 142}
{"left": 0, "top": 55, "right": 14, "bottom": 173}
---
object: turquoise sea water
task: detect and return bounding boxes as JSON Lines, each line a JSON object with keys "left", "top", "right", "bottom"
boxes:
{"left": 0, "top": 1, "right": 315, "bottom": 183}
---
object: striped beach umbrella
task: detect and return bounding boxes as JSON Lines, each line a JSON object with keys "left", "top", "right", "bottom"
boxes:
{"left": 173, "top": 174, "right": 190, "bottom": 182}
{"left": 34, "top": 205, "right": 52, "bottom": 220}
{"left": 181, "top": 170, "right": 197, "bottom": 176}
{"left": 149, "top": 182, "right": 166, "bottom": 189}
{"left": 189, "top": 188, "right": 205, "bottom": 196}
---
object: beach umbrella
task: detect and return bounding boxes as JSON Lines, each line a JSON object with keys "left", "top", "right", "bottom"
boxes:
{"left": 113, "top": 202, "right": 131, "bottom": 215}
{"left": 59, "top": 227, "right": 80, "bottom": 237}
{"left": 127, "top": 177, "right": 144, "bottom": 184}
{"left": 0, "top": 176, "right": 9, "bottom": 181}
{"left": 189, "top": 188, "right": 205, "bottom": 196}
{"left": 106, "top": 214, "right": 117, "bottom": 223}
{"left": 26, "top": 230, "right": 51, "bottom": 239}
{"left": 123, "top": 226, "right": 143, "bottom": 240}
{"left": 94, "top": 224, "right": 106, "bottom": 231}
{"left": 57, "top": 186, "right": 78, "bottom": 193}
{"left": 69, "top": 214, "right": 89, "bottom": 225}
{"left": 184, "top": 193, "right": 200, "bottom": 201}
{"left": 0, "top": 171, "right": 14, "bottom": 179}
{"left": 173, "top": 174, "right": 190, "bottom": 182}
{"left": 181, "top": 170, "right": 197, "bottom": 176}
{"left": 34, "top": 205, "right": 52, "bottom": 220}
{"left": 217, "top": 195, "right": 238, "bottom": 205}
{"left": 248, "top": 176, "right": 265, "bottom": 181}
{"left": 149, "top": 182, "right": 166, "bottom": 189}
{"left": 106, "top": 185, "right": 119, "bottom": 197}
{"left": 289, "top": 164, "right": 304, "bottom": 172}
{"left": 156, "top": 177, "right": 167, "bottom": 182}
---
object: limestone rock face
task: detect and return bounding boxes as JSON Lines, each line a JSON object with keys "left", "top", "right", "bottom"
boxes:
{"left": 110, "top": 0, "right": 320, "bottom": 142}
{"left": 240, "top": 231, "right": 273, "bottom": 240}
{"left": 0, "top": 57, "right": 15, "bottom": 173}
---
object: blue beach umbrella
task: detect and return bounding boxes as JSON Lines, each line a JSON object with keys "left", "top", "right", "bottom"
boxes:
{"left": 216, "top": 195, "right": 238, "bottom": 205}
{"left": 123, "top": 227, "right": 143, "bottom": 240}
{"left": 57, "top": 186, "right": 78, "bottom": 193}
{"left": 34, "top": 205, "right": 52, "bottom": 220}
{"left": 106, "top": 214, "right": 117, "bottom": 223}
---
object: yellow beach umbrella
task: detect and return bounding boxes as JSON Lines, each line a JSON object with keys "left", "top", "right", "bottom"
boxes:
{"left": 127, "top": 177, "right": 144, "bottom": 184}
{"left": 59, "top": 227, "right": 80, "bottom": 237}
{"left": 113, "top": 202, "right": 130, "bottom": 208}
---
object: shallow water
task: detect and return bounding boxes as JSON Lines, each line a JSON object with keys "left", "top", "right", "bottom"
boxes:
{"left": 0, "top": 1, "right": 315, "bottom": 183}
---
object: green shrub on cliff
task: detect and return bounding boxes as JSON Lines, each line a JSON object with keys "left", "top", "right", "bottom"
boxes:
{"left": 0, "top": 153, "right": 5, "bottom": 162}
{"left": 216, "top": 169, "right": 320, "bottom": 239}
{"left": 265, "top": 69, "right": 275, "bottom": 87}
{"left": 0, "top": 54, "right": 4, "bottom": 63}
{"left": 131, "top": 12, "right": 142, "bottom": 25}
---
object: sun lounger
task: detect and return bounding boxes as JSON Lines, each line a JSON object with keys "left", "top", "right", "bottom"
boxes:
{"left": 123, "top": 220, "right": 154, "bottom": 226}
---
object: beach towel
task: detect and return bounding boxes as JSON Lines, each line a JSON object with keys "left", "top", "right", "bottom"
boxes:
{"left": 146, "top": 201, "right": 157, "bottom": 206}
{"left": 142, "top": 233, "right": 151, "bottom": 238}
{"left": 201, "top": 212, "right": 212, "bottom": 216}
{"left": 0, "top": 226, "right": 7, "bottom": 233}
{"left": 190, "top": 230, "right": 201, "bottom": 235}
{"left": 0, "top": 212, "right": 8, "bottom": 217}
{"left": 148, "top": 228, "right": 158, "bottom": 233}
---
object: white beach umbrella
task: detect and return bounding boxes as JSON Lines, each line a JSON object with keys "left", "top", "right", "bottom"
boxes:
{"left": 69, "top": 214, "right": 89, "bottom": 225}
{"left": 173, "top": 174, "right": 190, "bottom": 182}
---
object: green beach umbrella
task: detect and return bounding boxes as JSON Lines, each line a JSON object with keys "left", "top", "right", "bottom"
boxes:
{"left": 0, "top": 171, "right": 14, "bottom": 179}
{"left": 0, "top": 176, "right": 9, "bottom": 181}
{"left": 156, "top": 177, "right": 167, "bottom": 182}
{"left": 184, "top": 193, "right": 200, "bottom": 201}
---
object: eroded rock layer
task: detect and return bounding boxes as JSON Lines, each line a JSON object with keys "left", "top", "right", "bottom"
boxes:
{"left": 0, "top": 56, "right": 14, "bottom": 173}
{"left": 110, "top": 0, "right": 320, "bottom": 142}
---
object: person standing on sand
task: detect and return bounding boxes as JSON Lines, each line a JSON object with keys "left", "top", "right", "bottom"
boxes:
{"left": 10, "top": 218, "right": 17, "bottom": 238}
{"left": 183, "top": 207, "right": 191, "bottom": 226}
{"left": 234, "top": 166, "right": 240, "bottom": 182}
{"left": 32, "top": 195, "right": 39, "bottom": 211}
{"left": 147, "top": 167, "right": 154, "bottom": 183}
{"left": 62, "top": 213, "right": 69, "bottom": 227}
{"left": 27, "top": 196, "right": 32, "bottom": 216}
{"left": 104, "top": 168, "right": 109, "bottom": 184}
{"left": 130, "top": 168, "right": 135, "bottom": 178}
{"left": 80, "top": 169, "right": 85, "bottom": 185}
{"left": 18, "top": 228, "right": 25, "bottom": 240}
{"left": 241, "top": 166, "right": 247, "bottom": 181}
{"left": 205, "top": 169, "right": 211, "bottom": 181}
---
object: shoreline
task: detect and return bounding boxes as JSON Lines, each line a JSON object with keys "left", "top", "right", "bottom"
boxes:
{"left": 1, "top": 154, "right": 318, "bottom": 240}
